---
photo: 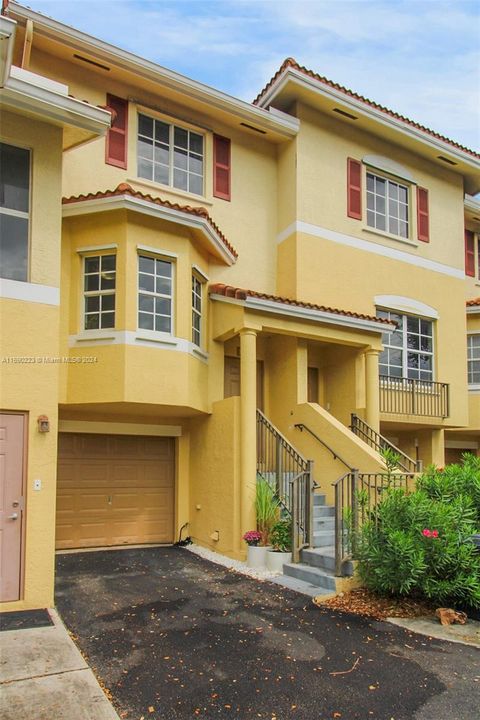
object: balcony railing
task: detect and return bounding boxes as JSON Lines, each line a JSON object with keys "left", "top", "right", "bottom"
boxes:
{"left": 379, "top": 375, "right": 449, "bottom": 418}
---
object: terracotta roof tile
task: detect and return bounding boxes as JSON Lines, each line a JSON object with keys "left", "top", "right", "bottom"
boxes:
{"left": 467, "top": 298, "right": 480, "bottom": 307}
{"left": 62, "top": 183, "right": 237, "bottom": 259}
{"left": 209, "top": 283, "right": 392, "bottom": 326}
{"left": 254, "top": 58, "right": 480, "bottom": 160}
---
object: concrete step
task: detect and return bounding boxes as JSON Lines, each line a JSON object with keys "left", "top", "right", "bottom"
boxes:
{"left": 312, "top": 530, "right": 336, "bottom": 547}
{"left": 313, "top": 505, "right": 335, "bottom": 518}
{"left": 301, "top": 546, "right": 354, "bottom": 576}
{"left": 283, "top": 563, "right": 337, "bottom": 591}
{"left": 313, "top": 493, "right": 327, "bottom": 506}
{"left": 312, "top": 517, "right": 335, "bottom": 532}
{"left": 268, "top": 574, "right": 333, "bottom": 598}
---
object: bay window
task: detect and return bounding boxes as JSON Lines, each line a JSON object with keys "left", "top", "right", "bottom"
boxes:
{"left": 138, "top": 255, "right": 173, "bottom": 333}
{"left": 83, "top": 254, "right": 116, "bottom": 330}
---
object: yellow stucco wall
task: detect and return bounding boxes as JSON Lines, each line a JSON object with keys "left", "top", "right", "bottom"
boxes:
{"left": 1, "top": 113, "right": 62, "bottom": 610}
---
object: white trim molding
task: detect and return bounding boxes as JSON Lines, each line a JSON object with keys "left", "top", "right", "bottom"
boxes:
{"left": 0, "top": 277, "right": 60, "bottom": 306}
{"left": 76, "top": 243, "right": 118, "bottom": 254}
{"left": 68, "top": 329, "right": 209, "bottom": 362}
{"left": 374, "top": 295, "right": 439, "bottom": 319}
{"left": 9, "top": 3, "right": 299, "bottom": 140}
{"left": 59, "top": 420, "right": 182, "bottom": 437}
{"left": 277, "top": 220, "right": 465, "bottom": 279}
{"left": 363, "top": 155, "right": 415, "bottom": 183}
{"left": 256, "top": 67, "right": 479, "bottom": 177}
{"left": 210, "top": 293, "right": 395, "bottom": 335}
{"left": 467, "top": 305, "right": 480, "bottom": 315}
{"left": 62, "top": 193, "right": 236, "bottom": 266}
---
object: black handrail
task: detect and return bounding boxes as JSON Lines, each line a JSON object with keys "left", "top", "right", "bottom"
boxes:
{"left": 294, "top": 423, "right": 354, "bottom": 472}
{"left": 350, "top": 413, "right": 420, "bottom": 473}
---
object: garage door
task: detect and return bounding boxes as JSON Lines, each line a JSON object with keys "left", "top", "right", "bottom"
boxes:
{"left": 56, "top": 433, "right": 175, "bottom": 550}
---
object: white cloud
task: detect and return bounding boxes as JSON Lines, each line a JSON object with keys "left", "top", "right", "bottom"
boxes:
{"left": 25, "top": 0, "right": 480, "bottom": 149}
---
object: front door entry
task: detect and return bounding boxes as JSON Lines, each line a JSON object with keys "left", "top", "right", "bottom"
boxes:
{"left": 0, "top": 413, "right": 25, "bottom": 602}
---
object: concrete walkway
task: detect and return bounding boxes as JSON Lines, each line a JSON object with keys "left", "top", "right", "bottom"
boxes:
{"left": 0, "top": 608, "right": 119, "bottom": 720}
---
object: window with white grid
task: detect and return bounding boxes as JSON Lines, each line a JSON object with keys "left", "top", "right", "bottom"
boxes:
{"left": 467, "top": 334, "right": 480, "bottom": 385}
{"left": 137, "top": 113, "right": 204, "bottom": 196}
{"left": 83, "top": 254, "right": 116, "bottom": 330}
{"left": 367, "top": 172, "right": 409, "bottom": 238}
{"left": 377, "top": 309, "right": 434, "bottom": 381}
{"left": 192, "top": 274, "right": 203, "bottom": 347}
{"left": 138, "top": 255, "right": 173, "bottom": 333}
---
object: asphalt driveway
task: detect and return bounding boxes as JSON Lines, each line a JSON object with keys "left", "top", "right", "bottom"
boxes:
{"left": 55, "top": 547, "right": 479, "bottom": 720}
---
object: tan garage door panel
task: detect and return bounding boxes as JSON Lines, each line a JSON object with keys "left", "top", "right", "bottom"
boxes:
{"left": 56, "top": 433, "right": 174, "bottom": 550}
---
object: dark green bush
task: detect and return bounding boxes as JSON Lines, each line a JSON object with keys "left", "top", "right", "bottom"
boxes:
{"left": 356, "top": 455, "right": 480, "bottom": 609}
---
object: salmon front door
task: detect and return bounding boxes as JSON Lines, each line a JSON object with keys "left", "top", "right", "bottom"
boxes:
{"left": 0, "top": 413, "right": 25, "bottom": 602}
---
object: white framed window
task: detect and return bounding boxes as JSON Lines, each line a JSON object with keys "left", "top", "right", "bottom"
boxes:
{"left": 137, "top": 113, "right": 204, "bottom": 195}
{"left": 0, "top": 142, "right": 30, "bottom": 281}
{"left": 138, "top": 254, "right": 173, "bottom": 333}
{"left": 377, "top": 309, "right": 434, "bottom": 381}
{"left": 468, "top": 334, "right": 480, "bottom": 385}
{"left": 192, "top": 274, "right": 203, "bottom": 347}
{"left": 367, "top": 172, "right": 409, "bottom": 239}
{"left": 83, "top": 254, "right": 116, "bottom": 330}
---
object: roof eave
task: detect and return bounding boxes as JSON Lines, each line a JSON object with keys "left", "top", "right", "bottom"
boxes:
{"left": 257, "top": 68, "right": 480, "bottom": 178}
{"left": 8, "top": 2, "right": 299, "bottom": 140}
{"left": 210, "top": 293, "right": 395, "bottom": 334}
{"left": 62, "top": 194, "right": 236, "bottom": 265}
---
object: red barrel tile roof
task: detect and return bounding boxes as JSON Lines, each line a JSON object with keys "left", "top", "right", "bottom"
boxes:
{"left": 62, "top": 183, "right": 237, "bottom": 259}
{"left": 254, "top": 58, "right": 480, "bottom": 159}
{"left": 209, "top": 283, "right": 392, "bottom": 326}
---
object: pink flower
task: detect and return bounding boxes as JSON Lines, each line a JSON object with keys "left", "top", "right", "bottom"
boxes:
{"left": 432, "top": 530, "right": 439, "bottom": 538}
{"left": 422, "top": 528, "right": 431, "bottom": 537}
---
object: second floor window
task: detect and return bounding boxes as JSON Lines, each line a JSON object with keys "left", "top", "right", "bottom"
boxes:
{"left": 367, "top": 172, "right": 409, "bottom": 239}
{"left": 468, "top": 334, "right": 480, "bottom": 385}
{"left": 192, "top": 274, "right": 203, "bottom": 347}
{"left": 0, "top": 142, "right": 30, "bottom": 282}
{"left": 465, "top": 230, "right": 480, "bottom": 279}
{"left": 138, "top": 255, "right": 173, "bottom": 333}
{"left": 83, "top": 254, "right": 116, "bottom": 330}
{"left": 377, "top": 309, "right": 433, "bottom": 381}
{"left": 137, "top": 113, "right": 204, "bottom": 196}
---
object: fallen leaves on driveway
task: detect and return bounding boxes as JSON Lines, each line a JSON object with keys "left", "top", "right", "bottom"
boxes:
{"left": 315, "top": 589, "right": 436, "bottom": 620}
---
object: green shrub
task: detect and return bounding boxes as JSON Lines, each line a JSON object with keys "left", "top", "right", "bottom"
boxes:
{"left": 356, "top": 456, "right": 480, "bottom": 609}
{"left": 270, "top": 519, "right": 292, "bottom": 553}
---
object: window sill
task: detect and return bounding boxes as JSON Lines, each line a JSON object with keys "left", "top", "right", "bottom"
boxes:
{"left": 135, "top": 330, "right": 177, "bottom": 345}
{"left": 75, "top": 330, "right": 116, "bottom": 342}
{"left": 469, "top": 384, "right": 480, "bottom": 392}
{"left": 127, "top": 177, "right": 213, "bottom": 207}
{"left": 362, "top": 226, "right": 419, "bottom": 248}
{"left": 192, "top": 345, "right": 208, "bottom": 360}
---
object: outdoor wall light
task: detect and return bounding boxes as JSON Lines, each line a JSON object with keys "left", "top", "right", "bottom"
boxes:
{"left": 37, "top": 415, "right": 50, "bottom": 433}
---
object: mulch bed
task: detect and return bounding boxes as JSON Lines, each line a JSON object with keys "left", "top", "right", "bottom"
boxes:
{"left": 317, "top": 588, "right": 437, "bottom": 620}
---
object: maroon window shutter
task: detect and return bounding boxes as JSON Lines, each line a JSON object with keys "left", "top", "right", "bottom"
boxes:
{"left": 213, "top": 135, "right": 231, "bottom": 201}
{"left": 347, "top": 158, "right": 362, "bottom": 219}
{"left": 105, "top": 94, "right": 128, "bottom": 169}
{"left": 465, "top": 230, "right": 475, "bottom": 277}
{"left": 417, "top": 187, "right": 429, "bottom": 242}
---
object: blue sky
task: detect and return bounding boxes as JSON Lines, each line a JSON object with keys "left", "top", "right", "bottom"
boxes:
{"left": 23, "top": 0, "right": 480, "bottom": 150}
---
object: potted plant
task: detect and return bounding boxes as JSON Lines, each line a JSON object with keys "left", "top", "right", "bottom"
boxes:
{"left": 242, "top": 530, "right": 265, "bottom": 568}
{"left": 266, "top": 518, "right": 292, "bottom": 572}
{"left": 255, "top": 476, "right": 280, "bottom": 547}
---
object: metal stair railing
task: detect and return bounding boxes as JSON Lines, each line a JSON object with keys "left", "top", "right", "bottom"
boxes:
{"left": 350, "top": 413, "right": 421, "bottom": 473}
{"left": 332, "top": 469, "right": 416, "bottom": 576}
{"left": 256, "top": 409, "right": 314, "bottom": 563}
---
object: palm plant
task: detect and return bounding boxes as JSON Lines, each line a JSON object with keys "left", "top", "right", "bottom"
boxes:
{"left": 255, "top": 476, "right": 280, "bottom": 546}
